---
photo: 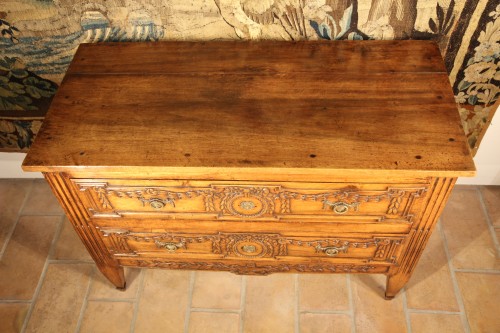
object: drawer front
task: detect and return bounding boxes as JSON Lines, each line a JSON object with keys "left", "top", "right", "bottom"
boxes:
{"left": 100, "top": 229, "right": 405, "bottom": 265}
{"left": 73, "top": 179, "right": 428, "bottom": 225}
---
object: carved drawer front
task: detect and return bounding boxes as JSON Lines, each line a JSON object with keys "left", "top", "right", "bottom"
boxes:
{"left": 73, "top": 179, "right": 428, "bottom": 225}
{"left": 100, "top": 229, "right": 405, "bottom": 265}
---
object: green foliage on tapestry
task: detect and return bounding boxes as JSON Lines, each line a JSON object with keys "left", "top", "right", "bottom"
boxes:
{"left": 0, "top": 57, "right": 57, "bottom": 111}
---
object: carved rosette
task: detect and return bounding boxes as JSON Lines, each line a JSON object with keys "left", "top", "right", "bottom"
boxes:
{"left": 216, "top": 233, "right": 288, "bottom": 258}
{"left": 218, "top": 186, "right": 278, "bottom": 218}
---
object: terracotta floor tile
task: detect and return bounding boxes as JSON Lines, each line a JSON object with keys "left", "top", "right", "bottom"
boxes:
{"left": 0, "top": 216, "right": 59, "bottom": 300}
{"left": 453, "top": 185, "right": 477, "bottom": 190}
{"left": 0, "top": 180, "right": 32, "bottom": 252}
{"left": 25, "top": 263, "right": 93, "bottom": 333}
{"left": 21, "top": 180, "right": 64, "bottom": 215}
{"left": 89, "top": 267, "right": 141, "bottom": 300}
{"left": 299, "top": 274, "right": 349, "bottom": 311}
{"left": 191, "top": 271, "right": 241, "bottom": 309}
{"left": 0, "top": 303, "right": 30, "bottom": 333}
{"left": 456, "top": 272, "right": 500, "bottom": 333}
{"left": 441, "top": 189, "right": 499, "bottom": 270}
{"left": 51, "top": 218, "right": 91, "bottom": 261}
{"left": 409, "top": 313, "right": 464, "bottom": 333}
{"left": 243, "top": 274, "right": 295, "bottom": 333}
{"left": 134, "top": 269, "right": 191, "bottom": 332}
{"left": 79, "top": 301, "right": 134, "bottom": 333}
{"left": 406, "top": 229, "right": 459, "bottom": 311}
{"left": 480, "top": 186, "right": 500, "bottom": 226}
{"left": 188, "top": 311, "right": 239, "bottom": 333}
{"left": 351, "top": 274, "right": 407, "bottom": 333}
{"left": 300, "top": 313, "right": 352, "bottom": 333}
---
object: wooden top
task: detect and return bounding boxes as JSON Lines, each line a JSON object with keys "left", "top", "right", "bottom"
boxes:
{"left": 23, "top": 41, "right": 475, "bottom": 179}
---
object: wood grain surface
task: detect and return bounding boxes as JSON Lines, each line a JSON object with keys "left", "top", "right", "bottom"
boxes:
{"left": 23, "top": 41, "right": 474, "bottom": 178}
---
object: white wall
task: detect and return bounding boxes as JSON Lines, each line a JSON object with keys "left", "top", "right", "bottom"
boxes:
{"left": 0, "top": 153, "right": 42, "bottom": 178}
{"left": 1, "top": 107, "right": 499, "bottom": 183}
{"left": 457, "top": 105, "right": 500, "bottom": 185}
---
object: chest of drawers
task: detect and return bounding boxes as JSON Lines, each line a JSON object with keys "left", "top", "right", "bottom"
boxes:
{"left": 23, "top": 41, "right": 475, "bottom": 299}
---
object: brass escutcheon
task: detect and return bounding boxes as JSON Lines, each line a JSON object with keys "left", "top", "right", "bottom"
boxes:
{"left": 150, "top": 199, "right": 165, "bottom": 209}
{"left": 323, "top": 201, "right": 358, "bottom": 214}
{"left": 155, "top": 240, "right": 184, "bottom": 252}
{"left": 325, "top": 248, "right": 340, "bottom": 256}
{"left": 316, "top": 245, "right": 348, "bottom": 257}
{"left": 239, "top": 201, "right": 256, "bottom": 210}
{"left": 241, "top": 245, "right": 257, "bottom": 253}
{"left": 333, "top": 203, "right": 348, "bottom": 214}
{"left": 146, "top": 197, "right": 176, "bottom": 209}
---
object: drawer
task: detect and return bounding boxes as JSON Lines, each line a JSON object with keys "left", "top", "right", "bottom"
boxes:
{"left": 100, "top": 229, "right": 405, "bottom": 265}
{"left": 73, "top": 179, "right": 428, "bottom": 225}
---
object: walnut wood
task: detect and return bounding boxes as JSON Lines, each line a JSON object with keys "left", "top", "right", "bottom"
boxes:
{"left": 44, "top": 173, "right": 125, "bottom": 289}
{"left": 67, "top": 40, "right": 447, "bottom": 74}
{"left": 385, "top": 177, "right": 456, "bottom": 299}
{"left": 23, "top": 41, "right": 474, "bottom": 298}
{"left": 23, "top": 41, "right": 474, "bottom": 178}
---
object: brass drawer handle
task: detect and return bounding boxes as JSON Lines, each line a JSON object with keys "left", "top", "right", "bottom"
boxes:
{"left": 322, "top": 201, "right": 358, "bottom": 214}
{"left": 145, "top": 198, "right": 175, "bottom": 209}
{"left": 154, "top": 240, "right": 185, "bottom": 252}
{"left": 316, "top": 245, "right": 348, "bottom": 257}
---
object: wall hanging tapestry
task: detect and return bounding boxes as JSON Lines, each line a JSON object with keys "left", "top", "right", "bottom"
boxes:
{"left": 1, "top": 0, "right": 499, "bottom": 153}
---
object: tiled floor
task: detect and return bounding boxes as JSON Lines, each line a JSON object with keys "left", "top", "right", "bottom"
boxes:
{"left": 0, "top": 179, "right": 499, "bottom": 333}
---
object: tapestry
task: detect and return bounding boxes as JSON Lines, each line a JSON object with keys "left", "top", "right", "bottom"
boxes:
{"left": 1, "top": 0, "right": 499, "bottom": 153}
